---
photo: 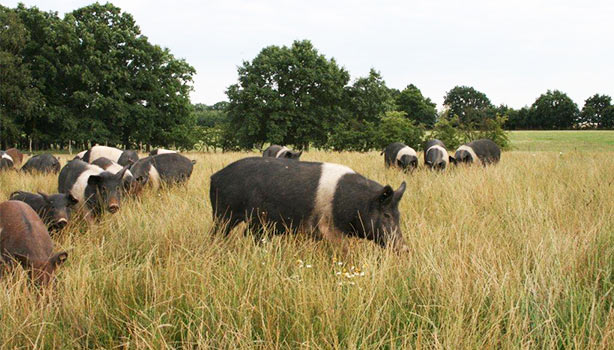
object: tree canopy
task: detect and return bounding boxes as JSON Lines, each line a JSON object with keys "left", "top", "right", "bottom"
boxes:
{"left": 395, "top": 84, "right": 437, "bottom": 127}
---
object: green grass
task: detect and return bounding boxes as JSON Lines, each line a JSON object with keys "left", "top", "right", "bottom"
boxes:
{"left": 0, "top": 147, "right": 613, "bottom": 349}
{"left": 509, "top": 130, "right": 614, "bottom": 152}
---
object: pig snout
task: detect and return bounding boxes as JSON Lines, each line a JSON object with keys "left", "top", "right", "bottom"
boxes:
{"left": 108, "top": 198, "right": 120, "bottom": 213}
{"left": 53, "top": 218, "right": 68, "bottom": 229}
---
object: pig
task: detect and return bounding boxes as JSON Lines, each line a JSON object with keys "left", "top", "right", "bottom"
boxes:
{"left": 74, "top": 150, "right": 87, "bottom": 160}
{"left": 424, "top": 139, "right": 455, "bottom": 171}
{"left": 82, "top": 145, "right": 139, "bottom": 166}
{"left": 454, "top": 139, "right": 501, "bottom": 165}
{"left": 20, "top": 154, "right": 61, "bottom": 174}
{"left": 9, "top": 191, "right": 78, "bottom": 231}
{"left": 91, "top": 157, "right": 136, "bottom": 192}
{"left": 262, "top": 145, "right": 303, "bottom": 160}
{"left": 5, "top": 148, "right": 23, "bottom": 167}
{"left": 0, "top": 200, "right": 68, "bottom": 286}
{"left": 149, "top": 149, "right": 177, "bottom": 156}
{"left": 210, "top": 157, "right": 408, "bottom": 251}
{"left": 382, "top": 142, "right": 418, "bottom": 171}
{"left": 0, "top": 151, "right": 14, "bottom": 170}
{"left": 130, "top": 153, "right": 195, "bottom": 192}
{"left": 58, "top": 159, "right": 129, "bottom": 216}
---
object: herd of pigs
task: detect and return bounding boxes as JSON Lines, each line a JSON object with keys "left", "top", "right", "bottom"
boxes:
{"left": 0, "top": 138, "right": 500, "bottom": 286}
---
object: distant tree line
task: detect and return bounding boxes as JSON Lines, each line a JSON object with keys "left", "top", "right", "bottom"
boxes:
{"left": 2, "top": 2, "right": 611, "bottom": 153}
{"left": 0, "top": 3, "right": 195, "bottom": 151}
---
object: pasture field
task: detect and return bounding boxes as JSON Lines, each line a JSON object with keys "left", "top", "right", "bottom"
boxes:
{"left": 0, "top": 147, "right": 613, "bottom": 349}
{"left": 509, "top": 130, "right": 614, "bottom": 151}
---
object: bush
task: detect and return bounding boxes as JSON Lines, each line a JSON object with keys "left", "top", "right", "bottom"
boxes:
{"left": 429, "top": 115, "right": 463, "bottom": 149}
{"left": 374, "top": 111, "right": 425, "bottom": 150}
{"left": 327, "top": 120, "right": 378, "bottom": 152}
{"left": 430, "top": 114, "right": 509, "bottom": 150}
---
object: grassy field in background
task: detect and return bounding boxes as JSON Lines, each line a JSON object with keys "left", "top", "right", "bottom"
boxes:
{"left": 509, "top": 130, "right": 614, "bottom": 151}
{"left": 0, "top": 135, "right": 613, "bottom": 348}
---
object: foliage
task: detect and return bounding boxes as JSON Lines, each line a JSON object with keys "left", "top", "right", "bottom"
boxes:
{"left": 0, "top": 3, "right": 195, "bottom": 150}
{"left": 225, "top": 40, "right": 350, "bottom": 150}
{"left": 343, "top": 69, "right": 394, "bottom": 124}
{"left": 326, "top": 120, "right": 379, "bottom": 152}
{"left": 528, "top": 90, "right": 579, "bottom": 129}
{"left": 374, "top": 111, "right": 425, "bottom": 150}
{"left": 443, "top": 85, "right": 493, "bottom": 124}
{"left": 430, "top": 115, "right": 464, "bottom": 149}
{"left": 395, "top": 84, "right": 437, "bottom": 127}
{"left": 580, "top": 94, "right": 612, "bottom": 129}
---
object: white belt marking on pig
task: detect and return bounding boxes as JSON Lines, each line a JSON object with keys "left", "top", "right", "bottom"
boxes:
{"left": 275, "top": 146, "right": 289, "bottom": 158}
{"left": 425, "top": 145, "right": 449, "bottom": 166}
{"left": 88, "top": 146, "right": 124, "bottom": 164}
{"left": 76, "top": 151, "right": 86, "bottom": 159}
{"left": 72, "top": 166, "right": 104, "bottom": 203}
{"left": 1, "top": 153, "right": 14, "bottom": 162}
{"left": 396, "top": 146, "right": 417, "bottom": 162}
{"left": 148, "top": 163, "right": 161, "bottom": 189}
{"left": 155, "top": 149, "right": 176, "bottom": 155}
{"left": 312, "top": 163, "right": 355, "bottom": 232}
{"left": 456, "top": 145, "right": 479, "bottom": 163}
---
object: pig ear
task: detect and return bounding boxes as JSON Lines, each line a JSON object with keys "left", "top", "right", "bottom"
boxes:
{"left": 116, "top": 165, "right": 130, "bottom": 179}
{"left": 67, "top": 194, "right": 79, "bottom": 205}
{"left": 191, "top": 160, "right": 197, "bottom": 165}
{"left": 87, "top": 175, "right": 102, "bottom": 186}
{"left": 377, "top": 185, "right": 395, "bottom": 206}
{"left": 49, "top": 252, "right": 68, "bottom": 267}
{"left": 37, "top": 191, "right": 50, "bottom": 202}
{"left": 393, "top": 182, "right": 406, "bottom": 202}
{"left": 296, "top": 151, "right": 303, "bottom": 158}
{"left": 449, "top": 156, "right": 457, "bottom": 165}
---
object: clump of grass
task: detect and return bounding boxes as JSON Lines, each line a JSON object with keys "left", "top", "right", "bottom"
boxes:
{"left": 0, "top": 150, "right": 612, "bottom": 349}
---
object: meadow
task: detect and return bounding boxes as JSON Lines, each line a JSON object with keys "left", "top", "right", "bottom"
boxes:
{"left": 0, "top": 132, "right": 613, "bottom": 349}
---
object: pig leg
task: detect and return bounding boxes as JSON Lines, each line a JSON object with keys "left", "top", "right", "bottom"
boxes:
{"left": 317, "top": 221, "right": 348, "bottom": 255}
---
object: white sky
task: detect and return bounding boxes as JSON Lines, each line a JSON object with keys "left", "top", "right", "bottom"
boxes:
{"left": 6, "top": 0, "right": 614, "bottom": 109}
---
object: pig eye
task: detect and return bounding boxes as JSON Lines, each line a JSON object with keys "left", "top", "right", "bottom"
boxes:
{"left": 384, "top": 213, "right": 392, "bottom": 219}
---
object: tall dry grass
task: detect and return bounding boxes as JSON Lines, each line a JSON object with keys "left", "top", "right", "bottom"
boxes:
{"left": 0, "top": 150, "right": 612, "bottom": 349}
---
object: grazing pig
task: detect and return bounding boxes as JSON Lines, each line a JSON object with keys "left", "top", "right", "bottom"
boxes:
{"left": 454, "top": 139, "right": 501, "bottom": 165}
{"left": 130, "top": 153, "right": 195, "bottom": 192}
{"left": 5, "top": 148, "right": 23, "bottom": 167}
{"left": 210, "top": 157, "right": 408, "bottom": 251}
{"left": 149, "top": 149, "right": 177, "bottom": 156}
{"left": 58, "top": 159, "right": 129, "bottom": 215}
{"left": 0, "top": 200, "right": 68, "bottom": 286}
{"left": 82, "top": 145, "right": 139, "bottom": 166}
{"left": 0, "top": 151, "right": 14, "bottom": 170}
{"left": 20, "top": 154, "right": 61, "bottom": 174}
{"left": 424, "top": 140, "right": 455, "bottom": 171}
{"left": 382, "top": 142, "right": 418, "bottom": 171}
{"left": 9, "top": 191, "right": 77, "bottom": 230}
{"left": 262, "top": 145, "right": 302, "bottom": 160}
{"left": 92, "top": 157, "right": 136, "bottom": 192}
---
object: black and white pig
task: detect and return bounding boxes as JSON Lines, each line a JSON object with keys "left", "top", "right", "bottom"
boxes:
{"left": 129, "top": 153, "right": 195, "bottom": 193}
{"left": 91, "top": 157, "right": 136, "bottom": 192}
{"left": 9, "top": 191, "right": 78, "bottom": 230}
{"left": 20, "top": 154, "right": 61, "bottom": 174}
{"left": 149, "top": 149, "right": 177, "bottom": 156}
{"left": 454, "top": 139, "right": 501, "bottom": 165}
{"left": 424, "top": 139, "right": 455, "bottom": 171}
{"left": 82, "top": 145, "right": 139, "bottom": 166}
{"left": 0, "top": 151, "right": 14, "bottom": 170}
{"left": 382, "top": 142, "right": 418, "bottom": 171}
{"left": 210, "top": 157, "right": 408, "bottom": 251}
{"left": 0, "top": 200, "right": 68, "bottom": 286}
{"left": 58, "top": 159, "right": 129, "bottom": 216}
{"left": 262, "top": 145, "right": 303, "bottom": 160}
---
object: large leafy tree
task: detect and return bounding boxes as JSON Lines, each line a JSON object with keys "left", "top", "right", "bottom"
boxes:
{"left": 443, "top": 85, "right": 493, "bottom": 124}
{"left": 528, "top": 90, "right": 579, "bottom": 129}
{"left": 580, "top": 94, "right": 611, "bottom": 129}
{"left": 395, "top": 84, "right": 437, "bottom": 127}
{"left": 0, "top": 5, "right": 41, "bottom": 148}
{"left": 343, "top": 69, "right": 393, "bottom": 124}
{"left": 225, "top": 40, "right": 350, "bottom": 150}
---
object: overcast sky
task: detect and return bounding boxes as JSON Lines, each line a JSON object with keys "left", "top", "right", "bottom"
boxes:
{"left": 6, "top": 0, "right": 614, "bottom": 109}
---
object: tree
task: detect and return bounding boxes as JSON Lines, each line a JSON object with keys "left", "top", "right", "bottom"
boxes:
{"left": 528, "top": 90, "right": 579, "bottom": 129}
{"left": 395, "top": 84, "right": 437, "bottom": 127}
{"left": 226, "top": 40, "right": 349, "bottom": 150}
{"left": 343, "top": 69, "right": 393, "bottom": 124}
{"left": 443, "top": 86, "right": 493, "bottom": 124}
{"left": 580, "top": 94, "right": 611, "bottom": 129}
{"left": 505, "top": 106, "right": 530, "bottom": 130}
